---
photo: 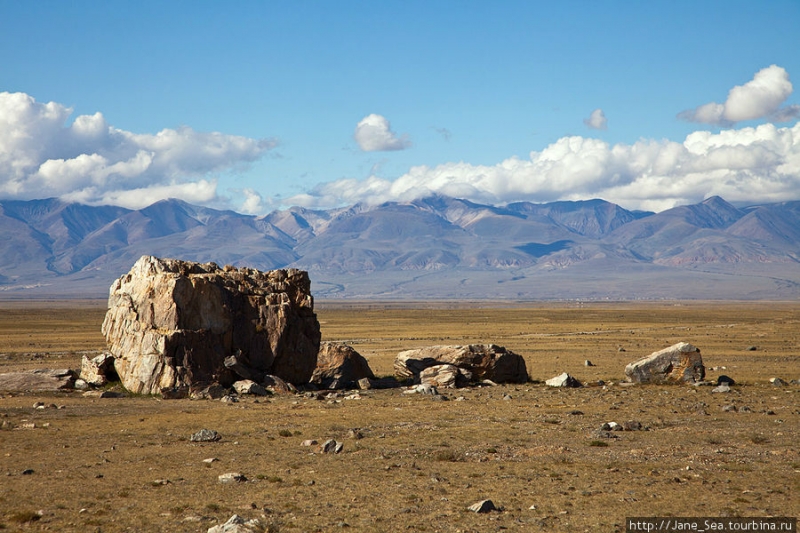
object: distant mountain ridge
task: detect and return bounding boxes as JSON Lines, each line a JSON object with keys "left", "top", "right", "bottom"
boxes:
{"left": 1, "top": 195, "right": 799, "bottom": 300}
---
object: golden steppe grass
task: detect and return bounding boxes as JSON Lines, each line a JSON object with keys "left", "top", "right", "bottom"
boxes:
{"left": 0, "top": 300, "right": 798, "bottom": 532}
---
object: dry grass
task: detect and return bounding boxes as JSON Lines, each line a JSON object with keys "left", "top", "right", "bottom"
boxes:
{"left": 0, "top": 300, "right": 798, "bottom": 532}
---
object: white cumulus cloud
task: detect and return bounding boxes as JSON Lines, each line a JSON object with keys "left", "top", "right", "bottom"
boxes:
{"left": 583, "top": 108, "right": 607, "bottom": 130}
{"left": 679, "top": 65, "right": 800, "bottom": 125}
{"left": 354, "top": 113, "right": 411, "bottom": 151}
{"left": 291, "top": 122, "right": 800, "bottom": 213}
{"left": 0, "top": 91, "right": 276, "bottom": 208}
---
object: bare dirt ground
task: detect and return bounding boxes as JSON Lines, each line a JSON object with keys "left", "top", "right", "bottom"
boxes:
{"left": 0, "top": 300, "right": 798, "bottom": 532}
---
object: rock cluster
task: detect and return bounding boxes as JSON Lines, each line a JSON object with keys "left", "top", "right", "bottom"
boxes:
{"left": 394, "top": 344, "right": 528, "bottom": 387}
{"left": 101, "top": 256, "right": 321, "bottom": 395}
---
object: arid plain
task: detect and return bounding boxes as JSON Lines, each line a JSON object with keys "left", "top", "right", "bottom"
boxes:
{"left": 0, "top": 300, "right": 798, "bottom": 532}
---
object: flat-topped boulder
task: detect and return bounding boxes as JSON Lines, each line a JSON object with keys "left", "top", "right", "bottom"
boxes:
{"left": 102, "top": 255, "right": 321, "bottom": 395}
{"left": 394, "top": 344, "right": 528, "bottom": 385}
{"left": 624, "top": 342, "right": 705, "bottom": 384}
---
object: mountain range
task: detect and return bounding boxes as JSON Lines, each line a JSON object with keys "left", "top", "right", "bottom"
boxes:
{"left": 1, "top": 195, "right": 799, "bottom": 300}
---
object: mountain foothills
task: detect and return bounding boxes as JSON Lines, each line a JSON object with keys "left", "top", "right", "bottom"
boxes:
{"left": 1, "top": 195, "right": 799, "bottom": 300}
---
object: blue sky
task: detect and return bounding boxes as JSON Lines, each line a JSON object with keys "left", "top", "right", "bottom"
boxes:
{"left": 1, "top": 0, "right": 799, "bottom": 213}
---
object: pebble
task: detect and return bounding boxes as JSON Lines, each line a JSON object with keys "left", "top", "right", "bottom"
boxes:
{"left": 712, "top": 384, "right": 731, "bottom": 393}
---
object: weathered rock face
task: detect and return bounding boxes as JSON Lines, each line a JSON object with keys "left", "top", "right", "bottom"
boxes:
{"left": 394, "top": 344, "right": 528, "bottom": 385}
{"left": 624, "top": 342, "right": 705, "bottom": 384}
{"left": 80, "top": 353, "right": 116, "bottom": 386}
{"left": 102, "top": 255, "right": 321, "bottom": 395}
{"left": 311, "top": 342, "right": 375, "bottom": 390}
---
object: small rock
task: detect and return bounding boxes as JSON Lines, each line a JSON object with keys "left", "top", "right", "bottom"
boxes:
{"left": 622, "top": 420, "right": 642, "bottom": 431}
{"left": 32, "top": 402, "right": 46, "bottom": 409}
{"left": 601, "top": 422, "right": 622, "bottom": 431}
{"left": 203, "top": 458, "right": 219, "bottom": 464}
{"left": 712, "top": 384, "right": 731, "bottom": 393}
{"left": 716, "top": 375, "right": 735, "bottom": 386}
{"left": 502, "top": 394, "right": 512, "bottom": 401}
{"left": 21, "top": 468, "right": 34, "bottom": 475}
{"left": 161, "top": 386, "right": 189, "bottom": 399}
{"left": 190, "top": 429, "right": 221, "bottom": 442}
{"left": 468, "top": 499, "right": 498, "bottom": 513}
{"left": 569, "top": 410, "right": 584, "bottom": 416}
{"left": 73, "top": 379, "right": 89, "bottom": 390}
{"left": 207, "top": 514, "right": 261, "bottom": 533}
{"left": 545, "top": 373, "right": 582, "bottom": 388}
{"left": 722, "top": 404, "right": 738, "bottom": 412}
{"left": 617, "top": 347, "right": 626, "bottom": 352}
{"left": 347, "top": 429, "right": 363, "bottom": 440}
{"left": 770, "top": 377, "right": 787, "bottom": 386}
{"left": 301, "top": 439, "right": 318, "bottom": 447}
{"left": 739, "top": 406, "right": 752, "bottom": 413}
{"left": 220, "top": 395, "right": 239, "bottom": 403}
{"left": 321, "top": 439, "right": 339, "bottom": 454}
{"left": 745, "top": 346, "right": 758, "bottom": 351}
{"left": 233, "top": 380, "right": 268, "bottom": 396}
{"left": 218, "top": 472, "right": 247, "bottom": 484}
{"left": 584, "top": 360, "right": 595, "bottom": 366}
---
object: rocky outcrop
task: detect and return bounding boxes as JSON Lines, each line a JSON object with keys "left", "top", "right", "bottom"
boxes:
{"left": 394, "top": 344, "right": 528, "bottom": 385}
{"left": 624, "top": 342, "right": 705, "bottom": 384}
{"left": 101, "top": 255, "right": 321, "bottom": 395}
{"left": 0, "top": 369, "right": 76, "bottom": 391}
{"left": 311, "top": 342, "right": 375, "bottom": 389}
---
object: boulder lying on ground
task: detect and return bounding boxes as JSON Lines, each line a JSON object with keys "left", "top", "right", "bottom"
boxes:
{"left": 311, "top": 342, "right": 375, "bottom": 390}
{"left": 101, "top": 255, "right": 321, "bottom": 395}
{"left": 624, "top": 342, "right": 705, "bottom": 384}
{"left": 0, "top": 369, "right": 76, "bottom": 391}
{"left": 394, "top": 344, "right": 528, "bottom": 386}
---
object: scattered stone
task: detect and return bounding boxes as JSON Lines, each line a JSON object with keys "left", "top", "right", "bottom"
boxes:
{"left": 394, "top": 344, "right": 528, "bottom": 385}
{"left": 601, "top": 422, "right": 623, "bottom": 431}
{"left": 624, "top": 342, "right": 705, "bottom": 384}
{"left": 722, "top": 404, "right": 738, "bottom": 412}
{"left": 712, "top": 384, "right": 731, "bottom": 393}
{"left": 617, "top": 347, "right": 626, "bottom": 352}
{"left": 321, "top": 439, "right": 343, "bottom": 454}
{"left": 770, "top": 377, "right": 787, "bottom": 386}
{"left": 745, "top": 346, "right": 758, "bottom": 351}
{"left": 545, "top": 373, "right": 582, "bottom": 388}
{"left": 220, "top": 395, "right": 239, "bottom": 404}
{"left": 21, "top": 468, "right": 34, "bottom": 475}
{"left": 591, "top": 429, "right": 619, "bottom": 439}
{"left": 160, "top": 385, "right": 189, "bottom": 399}
{"left": 739, "top": 406, "right": 752, "bottom": 413}
{"left": 502, "top": 393, "right": 512, "bottom": 401}
{"left": 203, "top": 458, "right": 219, "bottom": 464}
{"left": 32, "top": 402, "right": 46, "bottom": 409}
{"left": 468, "top": 499, "right": 498, "bottom": 513}
{"left": 0, "top": 368, "right": 76, "bottom": 391}
{"left": 347, "top": 429, "right": 363, "bottom": 440}
{"left": 312, "top": 342, "right": 375, "bottom": 390}
{"left": 73, "top": 378, "right": 89, "bottom": 390}
{"left": 301, "top": 439, "right": 318, "bottom": 447}
{"left": 80, "top": 352, "right": 116, "bottom": 386}
{"left": 622, "top": 420, "right": 642, "bottom": 431}
{"left": 191, "top": 384, "right": 229, "bottom": 400}
{"left": 569, "top": 410, "right": 584, "bottom": 416}
{"left": 404, "top": 383, "right": 439, "bottom": 395}
{"left": 716, "top": 375, "right": 735, "bottom": 386}
{"left": 358, "top": 376, "right": 400, "bottom": 390}
{"left": 190, "top": 429, "right": 221, "bottom": 442}
{"left": 584, "top": 360, "right": 595, "bottom": 367}
{"left": 102, "top": 255, "right": 321, "bottom": 395}
{"left": 218, "top": 472, "right": 247, "bottom": 484}
{"left": 233, "top": 380, "right": 268, "bottom": 396}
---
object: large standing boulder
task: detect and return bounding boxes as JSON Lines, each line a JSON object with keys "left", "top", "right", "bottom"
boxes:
{"left": 624, "top": 342, "right": 705, "bottom": 384}
{"left": 394, "top": 344, "right": 528, "bottom": 385}
{"left": 311, "top": 342, "right": 375, "bottom": 390}
{"left": 101, "top": 256, "right": 321, "bottom": 395}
